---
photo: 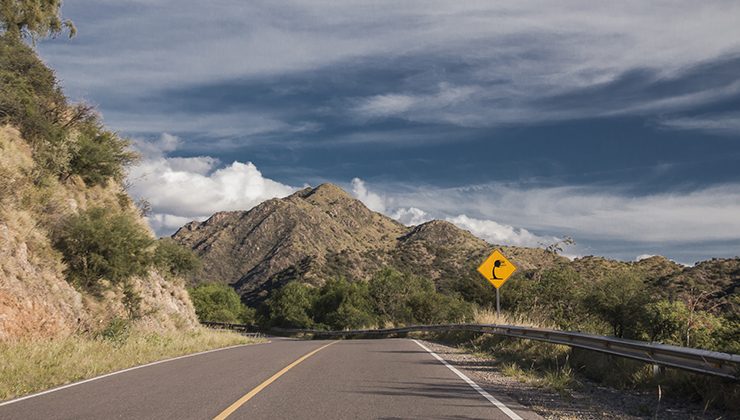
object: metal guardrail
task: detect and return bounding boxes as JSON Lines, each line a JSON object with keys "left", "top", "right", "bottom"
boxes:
{"left": 201, "top": 321, "right": 740, "bottom": 380}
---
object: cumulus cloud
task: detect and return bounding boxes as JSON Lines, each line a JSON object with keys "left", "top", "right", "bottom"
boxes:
{"left": 391, "top": 207, "right": 432, "bottom": 226}
{"left": 350, "top": 178, "right": 555, "bottom": 247}
{"left": 350, "top": 178, "right": 387, "bottom": 213}
{"left": 128, "top": 134, "right": 297, "bottom": 236}
{"left": 445, "top": 215, "right": 556, "bottom": 247}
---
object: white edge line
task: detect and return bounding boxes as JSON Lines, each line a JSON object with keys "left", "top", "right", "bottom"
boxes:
{"left": 412, "top": 339, "right": 523, "bottom": 420}
{"left": 0, "top": 339, "right": 270, "bottom": 407}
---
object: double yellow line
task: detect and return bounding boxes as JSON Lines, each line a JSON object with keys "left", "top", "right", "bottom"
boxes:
{"left": 213, "top": 341, "right": 337, "bottom": 420}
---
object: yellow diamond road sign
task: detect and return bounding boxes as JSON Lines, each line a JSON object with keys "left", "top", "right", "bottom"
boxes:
{"left": 477, "top": 249, "right": 517, "bottom": 289}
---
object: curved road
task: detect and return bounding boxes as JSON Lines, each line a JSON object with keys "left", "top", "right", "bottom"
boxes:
{"left": 0, "top": 338, "right": 541, "bottom": 419}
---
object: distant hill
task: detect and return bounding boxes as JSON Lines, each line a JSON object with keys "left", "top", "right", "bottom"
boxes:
{"left": 173, "top": 183, "right": 567, "bottom": 303}
{"left": 174, "top": 183, "right": 739, "bottom": 318}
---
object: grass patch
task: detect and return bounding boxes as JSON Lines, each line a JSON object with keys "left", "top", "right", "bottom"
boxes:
{"left": 0, "top": 327, "right": 264, "bottom": 401}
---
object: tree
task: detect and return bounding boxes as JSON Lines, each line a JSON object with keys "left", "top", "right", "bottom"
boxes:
{"left": 67, "top": 119, "right": 138, "bottom": 186}
{"left": 189, "top": 283, "right": 253, "bottom": 324}
{"left": 369, "top": 268, "right": 430, "bottom": 324}
{"left": 0, "top": 0, "right": 76, "bottom": 41}
{"left": 153, "top": 238, "right": 202, "bottom": 277}
{"left": 53, "top": 208, "right": 154, "bottom": 291}
{"left": 267, "top": 282, "right": 316, "bottom": 328}
{"left": 313, "top": 277, "right": 375, "bottom": 329}
{"left": 585, "top": 270, "right": 650, "bottom": 338}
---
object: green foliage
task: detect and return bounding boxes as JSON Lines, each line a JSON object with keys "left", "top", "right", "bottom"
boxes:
{"left": 0, "top": 0, "right": 75, "bottom": 41}
{"left": 369, "top": 268, "right": 473, "bottom": 325}
{"left": 53, "top": 208, "right": 154, "bottom": 292}
{"left": 505, "top": 268, "right": 591, "bottom": 330}
{"left": 266, "top": 282, "right": 316, "bottom": 328}
{"left": 312, "top": 277, "right": 376, "bottom": 329}
{"left": 584, "top": 270, "right": 650, "bottom": 338}
{"left": 642, "top": 299, "right": 726, "bottom": 350}
{"left": 97, "top": 318, "right": 131, "bottom": 346}
{"left": 407, "top": 291, "right": 473, "bottom": 324}
{"left": 1, "top": 34, "right": 136, "bottom": 186}
{"left": 68, "top": 119, "right": 138, "bottom": 186}
{"left": 264, "top": 269, "right": 474, "bottom": 329}
{"left": 189, "top": 283, "right": 254, "bottom": 324}
{"left": 0, "top": 34, "right": 69, "bottom": 176}
{"left": 153, "top": 238, "right": 202, "bottom": 277}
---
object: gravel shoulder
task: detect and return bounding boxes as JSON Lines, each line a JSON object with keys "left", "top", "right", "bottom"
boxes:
{"left": 419, "top": 339, "right": 726, "bottom": 419}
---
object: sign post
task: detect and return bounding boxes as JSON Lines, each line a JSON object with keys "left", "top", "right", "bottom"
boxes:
{"left": 477, "top": 249, "right": 517, "bottom": 317}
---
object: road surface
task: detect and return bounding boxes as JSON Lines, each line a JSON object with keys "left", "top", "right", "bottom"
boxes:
{"left": 0, "top": 338, "right": 541, "bottom": 419}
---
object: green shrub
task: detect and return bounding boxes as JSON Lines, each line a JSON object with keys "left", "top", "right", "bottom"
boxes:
{"left": 407, "top": 291, "right": 474, "bottom": 324}
{"left": 369, "top": 268, "right": 429, "bottom": 324}
{"left": 0, "top": 34, "right": 70, "bottom": 177}
{"left": 584, "top": 270, "right": 650, "bottom": 338}
{"left": 189, "top": 283, "right": 254, "bottom": 324}
{"left": 504, "top": 268, "right": 592, "bottom": 330}
{"left": 266, "top": 282, "right": 316, "bottom": 328}
{"left": 67, "top": 119, "right": 138, "bottom": 186}
{"left": 312, "top": 277, "right": 376, "bottom": 329}
{"left": 153, "top": 238, "right": 202, "bottom": 277}
{"left": 53, "top": 208, "right": 154, "bottom": 291}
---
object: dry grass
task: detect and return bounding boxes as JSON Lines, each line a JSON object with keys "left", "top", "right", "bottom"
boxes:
{"left": 0, "top": 327, "right": 264, "bottom": 401}
{"left": 472, "top": 308, "right": 555, "bottom": 329}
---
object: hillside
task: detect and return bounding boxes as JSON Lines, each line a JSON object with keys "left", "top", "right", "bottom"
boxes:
{"left": 173, "top": 183, "right": 567, "bottom": 303}
{"left": 0, "top": 35, "right": 198, "bottom": 340}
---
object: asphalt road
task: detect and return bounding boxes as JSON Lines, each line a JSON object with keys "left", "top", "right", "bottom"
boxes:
{"left": 0, "top": 338, "right": 541, "bottom": 420}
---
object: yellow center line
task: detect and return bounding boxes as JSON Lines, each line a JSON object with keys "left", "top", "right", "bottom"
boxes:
{"left": 213, "top": 341, "right": 338, "bottom": 420}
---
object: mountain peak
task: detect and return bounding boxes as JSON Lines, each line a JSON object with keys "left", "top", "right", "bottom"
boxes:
{"left": 291, "top": 183, "right": 354, "bottom": 203}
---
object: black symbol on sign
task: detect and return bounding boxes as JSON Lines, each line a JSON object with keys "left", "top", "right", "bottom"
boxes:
{"left": 492, "top": 260, "right": 503, "bottom": 279}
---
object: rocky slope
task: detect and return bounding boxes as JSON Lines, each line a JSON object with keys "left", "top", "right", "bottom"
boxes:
{"left": 0, "top": 126, "right": 198, "bottom": 340}
{"left": 173, "top": 183, "right": 567, "bottom": 303}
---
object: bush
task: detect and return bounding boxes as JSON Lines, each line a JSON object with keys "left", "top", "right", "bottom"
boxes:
{"left": 585, "top": 270, "right": 650, "bottom": 338}
{"left": 189, "top": 283, "right": 254, "bottom": 324}
{"left": 368, "top": 268, "right": 429, "bottom": 324}
{"left": 407, "top": 291, "right": 474, "bottom": 324}
{"left": 313, "top": 277, "right": 376, "bottom": 329}
{"left": 266, "top": 282, "right": 316, "bottom": 328}
{"left": 153, "top": 238, "right": 202, "bottom": 277}
{"left": 0, "top": 34, "right": 69, "bottom": 176}
{"left": 67, "top": 119, "right": 138, "bottom": 186}
{"left": 505, "top": 268, "right": 591, "bottom": 330}
{"left": 53, "top": 208, "right": 154, "bottom": 291}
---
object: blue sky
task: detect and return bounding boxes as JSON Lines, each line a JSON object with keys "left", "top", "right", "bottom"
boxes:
{"left": 38, "top": 1, "right": 740, "bottom": 264}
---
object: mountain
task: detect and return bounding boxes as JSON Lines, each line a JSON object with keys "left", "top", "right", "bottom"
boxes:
{"left": 173, "top": 183, "right": 567, "bottom": 303}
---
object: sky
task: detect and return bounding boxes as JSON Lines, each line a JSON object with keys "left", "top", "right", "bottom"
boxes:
{"left": 37, "top": 0, "right": 740, "bottom": 264}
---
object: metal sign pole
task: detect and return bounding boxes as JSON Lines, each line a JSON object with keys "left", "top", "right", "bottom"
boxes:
{"left": 496, "top": 288, "right": 500, "bottom": 317}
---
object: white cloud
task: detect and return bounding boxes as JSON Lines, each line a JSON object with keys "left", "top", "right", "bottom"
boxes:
{"left": 350, "top": 178, "right": 387, "bottom": 213}
{"left": 659, "top": 112, "right": 740, "bottom": 135}
{"left": 128, "top": 134, "right": 296, "bottom": 236}
{"left": 635, "top": 254, "right": 656, "bottom": 261}
{"left": 353, "top": 84, "right": 478, "bottom": 124}
{"left": 350, "top": 179, "right": 556, "bottom": 247}
{"left": 391, "top": 207, "right": 432, "bottom": 226}
{"left": 382, "top": 183, "right": 740, "bottom": 243}
{"left": 445, "top": 214, "right": 556, "bottom": 247}
{"left": 39, "top": 1, "right": 740, "bottom": 132}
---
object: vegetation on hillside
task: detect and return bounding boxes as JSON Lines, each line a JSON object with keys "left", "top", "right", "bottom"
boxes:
{"left": 0, "top": 29, "right": 202, "bottom": 303}
{"left": 262, "top": 269, "right": 474, "bottom": 330}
